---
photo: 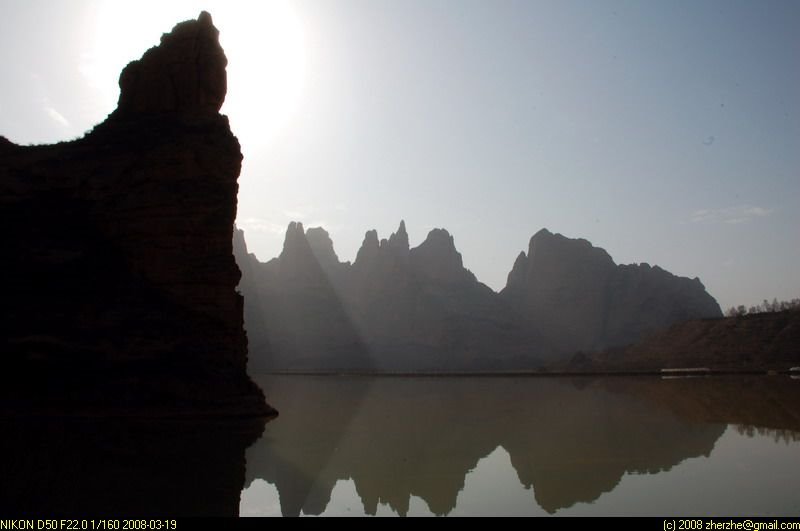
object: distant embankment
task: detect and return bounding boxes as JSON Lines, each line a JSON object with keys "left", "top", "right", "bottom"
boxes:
{"left": 574, "top": 309, "right": 800, "bottom": 372}
{"left": 0, "top": 12, "right": 272, "bottom": 417}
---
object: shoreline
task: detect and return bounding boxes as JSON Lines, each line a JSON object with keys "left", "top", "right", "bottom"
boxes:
{"left": 254, "top": 368, "right": 799, "bottom": 378}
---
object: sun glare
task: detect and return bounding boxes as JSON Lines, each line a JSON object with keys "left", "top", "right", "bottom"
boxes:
{"left": 215, "top": 2, "right": 307, "bottom": 149}
{"left": 85, "top": 1, "right": 306, "bottom": 148}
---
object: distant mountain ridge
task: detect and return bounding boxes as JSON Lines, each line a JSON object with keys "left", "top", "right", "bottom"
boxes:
{"left": 235, "top": 222, "right": 722, "bottom": 372}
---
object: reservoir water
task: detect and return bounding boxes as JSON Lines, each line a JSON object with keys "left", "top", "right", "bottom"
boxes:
{"left": 241, "top": 375, "right": 800, "bottom": 516}
{"left": 2, "top": 375, "right": 798, "bottom": 516}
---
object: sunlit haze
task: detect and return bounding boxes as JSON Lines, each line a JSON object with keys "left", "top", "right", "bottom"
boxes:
{"left": 1, "top": 0, "right": 798, "bottom": 310}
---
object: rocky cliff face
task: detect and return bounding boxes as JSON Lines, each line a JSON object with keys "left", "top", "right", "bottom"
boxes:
{"left": 0, "top": 12, "right": 272, "bottom": 416}
{"left": 501, "top": 229, "right": 722, "bottom": 355}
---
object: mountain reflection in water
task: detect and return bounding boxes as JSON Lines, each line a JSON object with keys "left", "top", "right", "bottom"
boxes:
{"left": 244, "top": 375, "right": 800, "bottom": 516}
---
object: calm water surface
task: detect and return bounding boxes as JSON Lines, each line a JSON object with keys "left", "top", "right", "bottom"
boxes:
{"left": 241, "top": 375, "right": 800, "bottom": 517}
{"left": 1, "top": 375, "right": 797, "bottom": 516}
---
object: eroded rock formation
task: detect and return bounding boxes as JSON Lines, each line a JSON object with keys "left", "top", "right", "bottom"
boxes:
{"left": 0, "top": 12, "right": 272, "bottom": 416}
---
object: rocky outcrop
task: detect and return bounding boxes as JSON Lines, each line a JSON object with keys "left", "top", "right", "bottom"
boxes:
{"left": 501, "top": 229, "right": 722, "bottom": 355}
{"left": 116, "top": 11, "right": 226, "bottom": 116}
{"left": 0, "top": 12, "right": 272, "bottom": 416}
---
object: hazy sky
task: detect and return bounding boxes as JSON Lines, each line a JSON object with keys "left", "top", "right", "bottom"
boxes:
{"left": 1, "top": 0, "right": 798, "bottom": 310}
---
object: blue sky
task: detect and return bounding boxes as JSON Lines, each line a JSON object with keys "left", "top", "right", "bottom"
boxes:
{"left": 1, "top": 0, "right": 798, "bottom": 310}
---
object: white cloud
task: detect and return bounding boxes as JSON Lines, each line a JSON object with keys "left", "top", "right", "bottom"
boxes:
{"left": 689, "top": 205, "right": 773, "bottom": 225}
{"left": 307, "top": 220, "right": 344, "bottom": 233}
{"left": 743, "top": 206, "right": 772, "bottom": 217}
{"left": 282, "top": 208, "right": 311, "bottom": 220}
{"left": 689, "top": 209, "right": 712, "bottom": 223}
{"left": 44, "top": 106, "right": 70, "bottom": 127}
{"left": 236, "top": 217, "right": 286, "bottom": 235}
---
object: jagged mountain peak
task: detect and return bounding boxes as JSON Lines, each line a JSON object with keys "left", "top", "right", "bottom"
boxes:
{"left": 408, "top": 228, "right": 478, "bottom": 284}
{"left": 283, "top": 220, "right": 306, "bottom": 243}
{"left": 421, "top": 228, "right": 455, "bottom": 248}
{"left": 306, "top": 226, "right": 341, "bottom": 268}
{"left": 505, "top": 250, "right": 530, "bottom": 290}
{"left": 354, "top": 229, "right": 380, "bottom": 269}
{"left": 527, "top": 228, "right": 614, "bottom": 268}
{"left": 387, "top": 220, "right": 409, "bottom": 252}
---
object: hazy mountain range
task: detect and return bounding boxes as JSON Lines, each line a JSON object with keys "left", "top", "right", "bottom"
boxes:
{"left": 235, "top": 221, "right": 721, "bottom": 372}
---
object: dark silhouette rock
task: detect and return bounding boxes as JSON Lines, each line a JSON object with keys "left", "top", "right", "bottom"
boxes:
{"left": 501, "top": 228, "right": 722, "bottom": 355}
{"left": 0, "top": 417, "right": 266, "bottom": 516}
{"left": 117, "top": 11, "right": 226, "bottom": 116}
{"left": 0, "top": 12, "right": 272, "bottom": 417}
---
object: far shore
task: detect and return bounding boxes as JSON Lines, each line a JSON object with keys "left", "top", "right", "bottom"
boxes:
{"left": 255, "top": 368, "right": 799, "bottom": 378}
